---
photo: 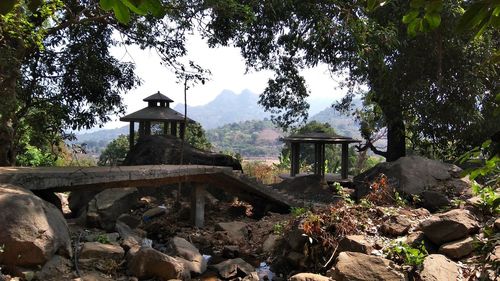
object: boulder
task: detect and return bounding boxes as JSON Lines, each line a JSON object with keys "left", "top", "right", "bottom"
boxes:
{"left": 290, "top": 273, "right": 333, "bottom": 281}
{"left": 381, "top": 216, "right": 412, "bottom": 237}
{"left": 332, "top": 251, "right": 404, "bottom": 281}
{"left": 488, "top": 245, "right": 499, "bottom": 264}
{"left": 115, "top": 221, "right": 143, "bottom": 251}
{"left": 127, "top": 247, "right": 189, "bottom": 280}
{"left": 35, "top": 255, "right": 72, "bottom": 280}
{"left": 68, "top": 190, "right": 100, "bottom": 217}
{"left": 222, "top": 245, "right": 240, "bottom": 259}
{"left": 338, "top": 235, "right": 373, "bottom": 254}
{"left": 210, "top": 258, "right": 254, "bottom": 279}
{"left": 420, "top": 209, "right": 479, "bottom": 245}
{"left": 495, "top": 218, "right": 500, "bottom": 230}
{"left": 79, "top": 242, "right": 124, "bottom": 262}
{"left": 419, "top": 254, "right": 459, "bottom": 281}
{"left": 438, "top": 236, "right": 474, "bottom": 259}
{"left": 353, "top": 156, "right": 471, "bottom": 211}
{"left": 72, "top": 272, "right": 115, "bottom": 281}
{"left": 215, "top": 221, "right": 249, "bottom": 243}
{"left": 117, "top": 214, "right": 141, "bottom": 229}
{"left": 86, "top": 187, "right": 139, "bottom": 231}
{"left": 123, "top": 135, "right": 242, "bottom": 170}
{"left": 170, "top": 237, "right": 207, "bottom": 275}
{"left": 262, "top": 234, "right": 280, "bottom": 253}
{"left": 0, "top": 184, "right": 72, "bottom": 267}
{"left": 405, "top": 231, "right": 436, "bottom": 253}
{"left": 142, "top": 206, "right": 167, "bottom": 222}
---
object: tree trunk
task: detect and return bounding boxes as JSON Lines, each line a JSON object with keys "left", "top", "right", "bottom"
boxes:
{"left": 0, "top": 43, "right": 25, "bottom": 166}
{"left": 377, "top": 89, "right": 406, "bottom": 162}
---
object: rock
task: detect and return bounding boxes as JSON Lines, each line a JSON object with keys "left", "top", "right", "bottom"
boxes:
{"left": 127, "top": 247, "right": 189, "bottom": 280}
{"left": 332, "top": 252, "right": 404, "bottom": 281}
{"left": 68, "top": 190, "right": 100, "bottom": 217}
{"left": 438, "top": 236, "right": 474, "bottom": 259}
{"left": 222, "top": 245, "right": 240, "bottom": 259}
{"left": 290, "top": 273, "right": 333, "bottom": 281}
{"left": 488, "top": 245, "right": 499, "bottom": 263}
{"left": 381, "top": 216, "right": 412, "bottom": 236}
{"left": 142, "top": 206, "right": 167, "bottom": 222}
{"left": 286, "top": 229, "right": 307, "bottom": 251}
{"left": 338, "top": 235, "right": 373, "bottom": 254}
{"left": 287, "top": 251, "right": 306, "bottom": 268}
{"left": 242, "top": 272, "right": 260, "bottom": 281}
{"left": 80, "top": 242, "right": 124, "bottom": 262}
{"left": 73, "top": 272, "right": 115, "bottom": 281}
{"left": 354, "top": 156, "right": 471, "bottom": 211}
{"left": 495, "top": 218, "right": 500, "bottom": 230}
{"left": 215, "top": 222, "right": 249, "bottom": 243}
{"left": 419, "top": 254, "right": 459, "bottom": 281}
{"left": 170, "top": 237, "right": 207, "bottom": 275}
{"left": 86, "top": 187, "right": 139, "bottom": 231}
{"left": 115, "top": 221, "right": 143, "bottom": 251}
{"left": 0, "top": 184, "right": 72, "bottom": 267}
{"left": 420, "top": 209, "right": 479, "bottom": 245}
{"left": 405, "top": 231, "right": 436, "bottom": 252}
{"left": 262, "top": 234, "right": 280, "bottom": 253}
{"left": 117, "top": 214, "right": 141, "bottom": 229}
{"left": 123, "top": 135, "right": 242, "bottom": 170}
{"left": 210, "top": 258, "right": 254, "bottom": 279}
{"left": 35, "top": 255, "right": 72, "bottom": 280}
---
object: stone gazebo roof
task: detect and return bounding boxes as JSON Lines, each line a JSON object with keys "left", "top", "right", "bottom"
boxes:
{"left": 120, "top": 92, "right": 194, "bottom": 123}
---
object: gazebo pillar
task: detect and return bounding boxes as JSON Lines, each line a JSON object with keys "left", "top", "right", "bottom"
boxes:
{"left": 138, "top": 121, "right": 145, "bottom": 136}
{"left": 163, "top": 122, "right": 169, "bottom": 135}
{"left": 144, "top": 121, "right": 151, "bottom": 135}
{"left": 290, "top": 142, "right": 300, "bottom": 176}
{"left": 341, "top": 143, "right": 349, "bottom": 179}
{"left": 129, "top": 122, "right": 135, "bottom": 151}
{"left": 170, "top": 121, "right": 177, "bottom": 136}
{"left": 179, "top": 122, "right": 186, "bottom": 139}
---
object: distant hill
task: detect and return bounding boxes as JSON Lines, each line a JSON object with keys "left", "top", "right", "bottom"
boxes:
{"left": 309, "top": 107, "right": 360, "bottom": 138}
{"left": 174, "top": 89, "right": 270, "bottom": 129}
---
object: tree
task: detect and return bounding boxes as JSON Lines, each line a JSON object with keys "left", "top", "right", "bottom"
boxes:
{"left": 202, "top": 0, "right": 499, "bottom": 161}
{"left": 0, "top": 0, "right": 202, "bottom": 166}
{"left": 98, "top": 134, "right": 129, "bottom": 166}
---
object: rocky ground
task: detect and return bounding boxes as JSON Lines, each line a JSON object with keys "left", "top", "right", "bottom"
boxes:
{"left": 0, "top": 156, "right": 498, "bottom": 281}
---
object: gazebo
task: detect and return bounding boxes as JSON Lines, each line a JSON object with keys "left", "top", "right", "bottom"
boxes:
{"left": 120, "top": 91, "right": 194, "bottom": 150}
{"left": 282, "top": 131, "right": 361, "bottom": 181}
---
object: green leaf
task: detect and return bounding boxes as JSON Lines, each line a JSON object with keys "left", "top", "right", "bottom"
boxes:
{"left": 410, "top": 0, "right": 425, "bottom": 9}
{"left": 424, "top": 13, "right": 441, "bottom": 29}
{"left": 425, "top": 0, "right": 443, "bottom": 13}
{"left": 121, "top": 0, "right": 147, "bottom": 15}
{"left": 112, "top": 0, "right": 131, "bottom": 24}
{"left": 140, "top": 0, "right": 165, "bottom": 17}
{"left": 99, "top": 0, "right": 114, "bottom": 11}
{"left": 0, "top": 0, "right": 17, "bottom": 15}
{"left": 457, "top": 3, "right": 489, "bottom": 31}
{"left": 403, "top": 10, "right": 419, "bottom": 24}
{"left": 407, "top": 18, "right": 420, "bottom": 36}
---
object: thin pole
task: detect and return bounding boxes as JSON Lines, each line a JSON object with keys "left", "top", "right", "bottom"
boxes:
{"left": 177, "top": 77, "right": 188, "bottom": 204}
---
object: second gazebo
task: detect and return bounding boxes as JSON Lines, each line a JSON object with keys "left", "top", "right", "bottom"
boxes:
{"left": 282, "top": 130, "right": 361, "bottom": 181}
{"left": 120, "top": 91, "right": 194, "bottom": 150}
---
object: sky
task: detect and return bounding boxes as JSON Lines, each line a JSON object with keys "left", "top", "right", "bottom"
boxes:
{"left": 102, "top": 32, "right": 347, "bottom": 129}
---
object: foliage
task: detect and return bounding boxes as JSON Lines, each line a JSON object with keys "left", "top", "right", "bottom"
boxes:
{"left": 365, "top": 174, "right": 408, "bottom": 206}
{"left": 16, "top": 144, "right": 55, "bottom": 166}
{"left": 98, "top": 135, "right": 129, "bottom": 166}
{"left": 207, "top": 119, "right": 282, "bottom": 157}
{"left": 332, "top": 182, "right": 354, "bottom": 204}
{"left": 384, "top": 240, "right": 428, "bottom": 266}
{"left": 459, "top": 139, "right": 500, "bottom": 215}
{"left": 95, "top": 234, "right": 111, "bottom": 244}
{"left": 290, "top": 206, "right": 308, "bottom": 218}
{"left": 185, "top": 123, "right": 212, "bottom": 151}
{"left": 273, "top": 222, "right": 286, "bottom": 236}
{"left": 242, "top": 161, "right": 280, "bottom": 185}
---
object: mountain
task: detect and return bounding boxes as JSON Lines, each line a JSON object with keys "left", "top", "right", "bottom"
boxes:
{"left": 174, "top": 89, "right": 270, "bottom": 129}
{"left": 309, "top": 99, "right": 362, "bottom": 138}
